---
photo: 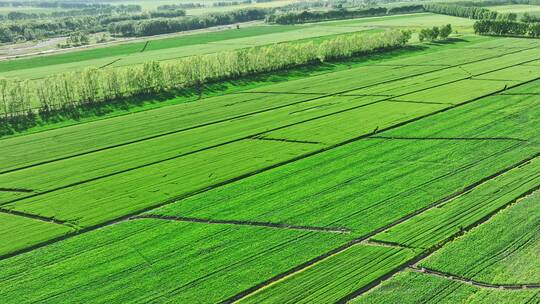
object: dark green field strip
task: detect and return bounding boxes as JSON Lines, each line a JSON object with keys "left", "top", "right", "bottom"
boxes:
{"left": 0, "top": 213, "right": 74, "bottom": 257}
{"left": 371, "top": 155, "right": 540, "bottom": 250}
{"left": 352, "top": 270, "right": 540, "bottom": 304}
{"left": 474, "top": 65, "right": 540, "bottom": 82}
{"left": 0, "top": 219, "right": 353, "bottom": 304}
{"left": 237, "top": 245, "right": 416, "bottom": 304}
{"left": 0, "top": 25, "right": 296, "bottom": 75}
{"left": 421, "top": 191, "right": 540, "bottom": 285}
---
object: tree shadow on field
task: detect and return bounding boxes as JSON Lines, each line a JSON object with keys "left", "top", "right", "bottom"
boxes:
{"left": 0, "top": 43, "right": 441, "bottom": 138}
{"left": 426, "top": 37, "right": 467, "bottom": 46}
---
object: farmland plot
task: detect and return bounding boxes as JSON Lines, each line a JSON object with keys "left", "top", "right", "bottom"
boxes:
{"left": 421, "top": 191, "right": 540, "bottom": 285}
{"left": 0, "top": 213, "right": 73, "bottom": 257}
{"left": 0, "top": 34, "right": 539, "bottom": 303}
{"left": 0, "top": 219, "right": 353, "bottom": 303}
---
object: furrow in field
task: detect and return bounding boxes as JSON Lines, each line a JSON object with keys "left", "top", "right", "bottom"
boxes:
{"left": 133, "top": 214, "right": 351, "bottom": 234}
{"left": 409, "top": 266, "right": 540, "bottom": 290}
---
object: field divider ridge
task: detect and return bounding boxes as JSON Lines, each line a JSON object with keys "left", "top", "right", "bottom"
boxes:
{"left": 0, "top": 207, "right": 77, "bottom": 229}
{"left": 409, "top": 266, "right": 540, "bottom": 290}
{"left": 132, "top": 214, "right": 352, "bottom": 234}
{"left": 0, "top": 188, "right": 34, "bottom": 193}
{"left": 3, "top": 42, "right": 537, "bottom": 176}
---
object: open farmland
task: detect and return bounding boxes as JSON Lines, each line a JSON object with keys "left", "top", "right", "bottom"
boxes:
{"left": 0, "top": 5, "right": 539, "bottom": 303}
{"left": 0, "top": 12, "right": 470, "bottom": 80}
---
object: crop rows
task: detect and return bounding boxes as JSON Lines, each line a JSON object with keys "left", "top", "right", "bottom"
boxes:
{"left": 0, "top": 36, "right": 539, "bottom": 303}
{"left": 355, "top": 191, "right": 540, "bottom": 303}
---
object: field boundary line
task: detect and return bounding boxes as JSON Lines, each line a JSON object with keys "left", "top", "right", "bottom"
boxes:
{"left": 133, "top": 214, "right": 352, "bottom": 234}
{"left": 409, "top": 266, "right": 540, "bottom": 290}
{"left": 369, "top": 136, "right": 527, "bottom": 142}
{"left": 99, "top": 58, "right": 121, "bottom": 69}
{"left": 226, "top": 153, "right": 540, "bottom": 304}
{"left": 251, "top": 136, "right": 322, "bottom": 145}
{"left": 338, "top": 175, "right": 540, "bottom": 303}
{"left": 2, "top": 43, "right": 537, "bottom": 175}
{"left": 387, "top": 99, "right": 454, "bottom": 105}
{"left": 0, "top": 188, "right": 33, "bottom": 193}
{"left": 0, "top": 207, "right": 77, "bottom": 228}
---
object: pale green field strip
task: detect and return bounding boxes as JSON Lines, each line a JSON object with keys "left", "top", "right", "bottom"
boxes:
{"left": 238, "top": 245, "right": 416, "bottom": 304}
{"left": 0, "top": 24, "right": 376, "bottom": 80}
{"left": 0, "top": 213, "right": 73, "bottom": 257}
{"left": 323, "top": 13, "right": 475, "bottom": 29}
{"left": 0, "top": 219, "right": 353, "bottom": 303}
{"left": 264, "top": 101, "right": 445, "bottom": 144}
{"left": 421, "top": 191, "right": 540, "bottom": 285}
{"left": 371, "top": 155, "right": 540, "bottom": 250}
{"left": 352, "top": 270, "right": 540, "bottom": 304}
{"left": 0, "top": 38, "right": 533, "bottom": 174}
{"left": 0, "top": 95, "right": 381, "bottom": 203}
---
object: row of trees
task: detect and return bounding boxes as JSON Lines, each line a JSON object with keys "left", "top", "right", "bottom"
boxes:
{"left": 419, "top": 24, "right": 452, "bottom": 41}
{"left": 108, "top": 9, "right": 269, "bottom": 37}
{"left": 0, "top": 5, "right": 151, "bottom": 21}
{"left": 266, "top": 5, "right": 424, "bottom": 24}
{"left": 0, "top": 9, "right": 187, "bottom": 43}
{"left": 474, "top": 20, "right": 540, "bottom": 37}
{"left": 423, "top": 3, "right": 516, "bottom": 21}
{"left": 0, "top": 30, "right": 411, "bottom": 120}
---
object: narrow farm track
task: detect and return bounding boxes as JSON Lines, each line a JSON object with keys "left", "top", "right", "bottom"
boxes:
{"left": 133, "top": 214, "right": 351, "bottom": 234}
{"left": 1, "top": 42, "right": 537, "bottom": 176}
{"left": 339, "top": 185, "right": 540, "bottom": 303}
{"left": 1, "top": 72, "right": 539, "bottom": 262}
{"left": 3, "top": 54, "right": 539, "bottom": 207}
{"left": 409, "top": 266, "right": 540, "bottom": 290}
{"left": 225, "top": 154, "right": 540, "bottom": 303}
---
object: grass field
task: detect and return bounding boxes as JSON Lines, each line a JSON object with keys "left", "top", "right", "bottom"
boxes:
{"left": 0, "top": 9, "right": 539, "bottom": 303}
{"left": 0, "top": 13, "right": 473, "bottom": 80}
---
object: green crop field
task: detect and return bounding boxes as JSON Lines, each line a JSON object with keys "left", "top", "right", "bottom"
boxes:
{"left": 0, "top": 6, "right": 539, "bottom": 304}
